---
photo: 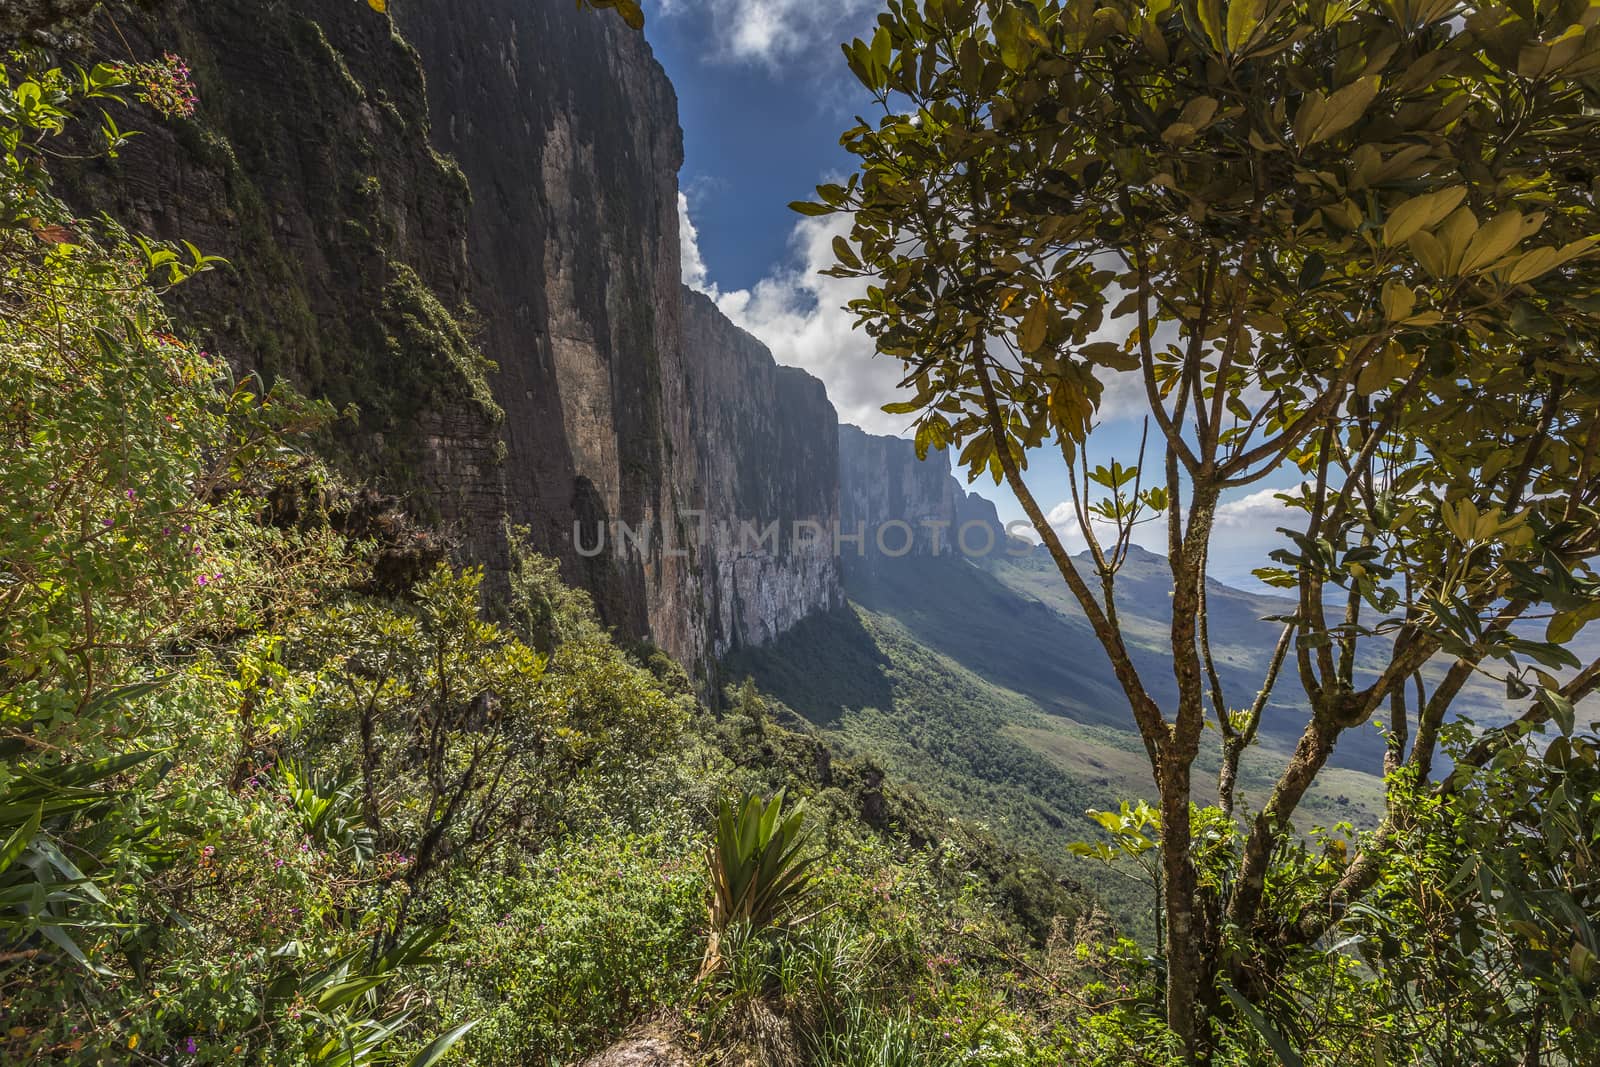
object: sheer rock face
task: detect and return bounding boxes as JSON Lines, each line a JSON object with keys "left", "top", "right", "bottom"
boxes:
{"left": 837, "top": 425, "right": 1007, "bottom": 572}
{"left": 680, "top": 289, "right": 842, "bottom": 655}
{"left": 62, "top": 0, "right": 848, "bottom": 676}
{"left": 392, "top": 0, "right": 707, "bottom": 667}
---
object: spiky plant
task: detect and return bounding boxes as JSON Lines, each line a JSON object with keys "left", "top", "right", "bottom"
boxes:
{"left": 700, "top": 790, "right": 817, "bottom": 979}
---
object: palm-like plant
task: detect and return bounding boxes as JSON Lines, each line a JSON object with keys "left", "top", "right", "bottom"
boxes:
{"left": 701, "top": 790, "right": 816, "bottom": 979}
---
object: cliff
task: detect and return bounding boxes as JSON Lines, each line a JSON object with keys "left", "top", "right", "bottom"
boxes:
{"left": 681, "top": 289, "right": 842, "bottom": 654}
{"left": 837, "top": 425, "right": 1007, "bottom": 572}
{"left": 60, "top": 0, "right": 842, "bottom": 676}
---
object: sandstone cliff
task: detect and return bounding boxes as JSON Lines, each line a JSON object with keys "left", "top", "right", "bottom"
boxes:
{"left": 681, "top": 290, "right": 842, "bottom": 654}
{"left": 62, "top": 0, "right": 842, "bottom": 675}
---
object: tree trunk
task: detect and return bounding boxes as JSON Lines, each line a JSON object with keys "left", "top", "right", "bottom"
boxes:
{"left": 1159, "top": 760, "right": 1209, "bottom": 1059}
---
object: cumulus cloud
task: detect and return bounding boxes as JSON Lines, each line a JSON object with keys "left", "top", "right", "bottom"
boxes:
{"left": 1039, "top": 482, "right": 1311, "bottom": 588}
{"left": 678, "top": 198, "right": 1168, "bottom": 439}
{"left": 678, "top": 193, "right": 711, "bottom": 293}
{"left": 1210, "top": 484, "right": 1309, "bottom": 587}
{"left": 658, "top": 0, "right": 880, "bottom": 65}
{"left": 1044, "top": 500, "right": 1169, "bottom": 556}
{"left": 1213, "top": 484, "right": 1305, "bottom": 532}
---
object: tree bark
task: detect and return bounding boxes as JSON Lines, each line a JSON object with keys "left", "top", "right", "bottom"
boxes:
{"left": 1159, "top": 759, "right": 1207, "bottom": 1057}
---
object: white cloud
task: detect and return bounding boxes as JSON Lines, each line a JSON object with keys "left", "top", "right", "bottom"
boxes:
{"left": 1044, "top": 500, "right": 1169, "bottom": 556}
{"left": 1213, "top": 484, "right": 1304, "bottom": 531}
{"left": 657, "top": 0, "right": 879, "bottom": 65}
{"left": 1038, "top": 483, "right": 1311, "bottom": 588}
{"left": 1210, "top": 484, "right": 1308, "bottom": 588}
{"left": 678, "top": 192, "right": 711, "bottom": 294}
{"left": 678, "top": 198, "right": 1165, "bottom": 439}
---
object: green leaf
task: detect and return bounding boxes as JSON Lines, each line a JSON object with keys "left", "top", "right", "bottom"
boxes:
{"left": 1020, "top": 299, "right": 1049, "bottom": 352}
{"left": 831, "top": 235, "right": 862, "bottom": 269}
{"left": 788, "top": 200, "right": 834, "bottom": 217}
{"left": 1222, "top": 984, "right": 1303, "bottom": 1067}
{"left": 1178, "top": 96, "right": 1219, "bottom": 130}
{"left": 1196, "top": 0, "right": 1227, "bottom": 53}
{"left": 959, "top": 36, "right": 983, "bottom": 93}
{"left": 1547, "top": 601, "right": 1600, "bottom": 645}
{"left": 407, "top": 1021, "right": 478, "bottom": 1067}
{"left": 1307, "top": 76, "right": 1379, "bottom": 143}
{"left": 1380, "top": 279, "right": 1415, "bottom": 321}
{"left": 1226, "top": 0, "right": 1268, "bottom": 53}
{"left": 1382, "top": 188, "right": 1465, "bottom": 247}
{"left": 0, "top": 805, "right": 41, "bottom": 877}
{"left": 1537, "top": 687, "right": 1576, "bottom": 736}
{"left": 993, "top": 6, "right": 1048, "bottom": 71}
{"left": 1460, "top": 210, "right": 1525, "bottom": 274}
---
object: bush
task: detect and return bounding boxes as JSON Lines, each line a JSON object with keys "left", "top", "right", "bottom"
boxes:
{"left": 434, "top": 830, "right": 707, "bottom": 1064}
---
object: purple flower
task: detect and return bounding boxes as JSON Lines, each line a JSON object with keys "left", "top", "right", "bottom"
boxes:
{"left": 103, "top": 518, "right": 114, "bottom": 527}
{"left": 185, "top": 1037, "right": 198, "bottom": 1055}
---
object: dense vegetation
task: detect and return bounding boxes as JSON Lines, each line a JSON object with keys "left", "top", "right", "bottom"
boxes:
{"left": 0, "top": 43, "right": 1111, "bottom": 1067}
{"left": 5, "top": 1, "right": 1600, "bottom": 1064}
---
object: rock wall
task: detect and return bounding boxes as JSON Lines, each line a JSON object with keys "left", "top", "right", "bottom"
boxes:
{"left": 837, "top": 425, "right": 1007, "bottom": 572}
{"left": 680, "top": 289, "right": 842, "bottom": 654}
{"left": 61, "top": 0, "right": 845, "bottom": 676}
{"left": 390, "top": 0, "right": 709, "bottom": 667}
{"left": 61, "top": 0, "right": 508, "bottom": 559}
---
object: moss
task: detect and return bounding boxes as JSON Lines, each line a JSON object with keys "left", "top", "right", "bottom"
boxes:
{"left": 378, "top": 263, "right": 501, "bottom": 422}
{"left": 65, "top": 0, "right": 508, "bottom": 514}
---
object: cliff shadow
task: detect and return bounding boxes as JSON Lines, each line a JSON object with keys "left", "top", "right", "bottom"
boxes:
{"left": 722, "top": 607, "right": 895, "bottom": 726}
{"left": 843, "top": 554, "right": 1133, "bottom": 729}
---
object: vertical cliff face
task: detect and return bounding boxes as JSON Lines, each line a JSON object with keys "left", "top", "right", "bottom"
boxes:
{"left": 837, "top": 425, "right": 1007, "bottom": 572}
{"left": 390, "top": 0, "right": 710, "bottom": 669}
{"left": 680, "top": 289, "right": 842, "bottom": 654}
{"left": 61, "top": 0, "right": 850, "bottom": 675}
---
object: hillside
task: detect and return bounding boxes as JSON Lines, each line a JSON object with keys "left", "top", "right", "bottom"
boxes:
{"left": 725, "top": 551, "right": 1395, "bottom": 937}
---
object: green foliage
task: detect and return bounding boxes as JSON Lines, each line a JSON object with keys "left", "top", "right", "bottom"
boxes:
{"left": 811, "top": 0, "right": 1600, "bottom": 1050}
{"left": 705, "top": 791, "right": 819, "bottom": 957}
{"left": 1070, "top": 801, "right": 1160, "bottom": 867}
{"left": 434, "top": 830, "right": 706, "bottom": 1064}
{"left": 14, "top": 6, "right": 1600, "bottom": 1064}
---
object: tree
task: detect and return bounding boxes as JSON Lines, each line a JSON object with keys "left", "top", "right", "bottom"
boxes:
{"left": 805, "top": 0, "right": 1600, "bottom": 1054}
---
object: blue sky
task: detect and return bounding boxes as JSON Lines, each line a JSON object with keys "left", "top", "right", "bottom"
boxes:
{"left": 645, "top": 0, "right": 1298, "bottom": 588}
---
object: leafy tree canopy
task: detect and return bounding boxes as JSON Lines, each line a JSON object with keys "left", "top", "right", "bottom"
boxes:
{"left": 805, "top": 0, "right": 1600, "bottom": 1054}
